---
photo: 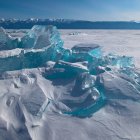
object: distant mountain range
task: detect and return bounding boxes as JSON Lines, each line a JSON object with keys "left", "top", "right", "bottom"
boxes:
{"left": 1, "top": 18, "right": 140, "bottom": 29}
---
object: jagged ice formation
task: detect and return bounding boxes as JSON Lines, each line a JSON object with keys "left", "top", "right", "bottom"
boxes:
{"left": 0, "top": 25, "right": 140, "bottom": 140}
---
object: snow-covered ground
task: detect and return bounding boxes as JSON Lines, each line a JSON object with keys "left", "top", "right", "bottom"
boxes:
{"left": 0, "top": 28, "right": 140, "bottom": 140}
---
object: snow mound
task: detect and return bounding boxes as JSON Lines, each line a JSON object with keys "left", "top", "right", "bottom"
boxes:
{"left": 0, "top": 25, "right": 140, "bottom": 140}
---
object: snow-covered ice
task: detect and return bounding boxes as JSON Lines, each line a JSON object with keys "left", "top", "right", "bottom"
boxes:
{"left": 0, "top": 26, "right": 140, "bottom": 140}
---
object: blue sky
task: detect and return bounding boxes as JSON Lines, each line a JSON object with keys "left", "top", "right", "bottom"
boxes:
{"left": 0, "top": 0, "right": 140, "bottom": 21}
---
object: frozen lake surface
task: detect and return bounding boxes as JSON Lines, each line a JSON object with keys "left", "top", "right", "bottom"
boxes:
{"left": 7, "top": 29, "right": 140, "bottom": 68}
{"left": 0, "top": 28, "right": 139, "bottom": 140}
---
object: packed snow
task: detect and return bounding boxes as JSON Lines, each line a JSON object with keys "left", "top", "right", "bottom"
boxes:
{"left": 0, "top": 26, "right": 140, "bottom": 140}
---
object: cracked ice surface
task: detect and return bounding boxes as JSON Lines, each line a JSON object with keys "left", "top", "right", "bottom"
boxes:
{"left": 0, "top": 25, "right": 140, "bottom": 140}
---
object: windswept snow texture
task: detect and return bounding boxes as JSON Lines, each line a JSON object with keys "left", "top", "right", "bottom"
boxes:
{"left": 0, "top": 26, "right": 140, "bottom": 140}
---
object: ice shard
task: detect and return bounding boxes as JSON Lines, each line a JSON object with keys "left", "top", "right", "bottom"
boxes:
{"left": 88, "top": 53, "right": 134, "bottom": 75}
{"left": 59, "top": 72, "right": 105, "bottom": 118}
{"left": 20, "top": 25, "right": 63, "bottom": 49}
{"left": 71, "top": 43, "right": 102, "bottom": 62}
{"left": 0, "top": 25, "right": 65, "bottom": 72}
{"left": 0, "top": 27, "right": 18, "bottom": 50}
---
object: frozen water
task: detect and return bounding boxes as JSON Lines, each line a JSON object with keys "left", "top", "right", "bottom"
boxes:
{"left": 71, "top": 43, "right": 102, "bottom": 62}
{"left": 0, "top": 26, "right": 140, "bottom": 140}
{"left": 0, "top": 25, "right": 63, "bottom": 50}
{"left": 0, "top": 27, "right": 18, "bottom": 50}
{"left": 20, "top": 25, "right": 63, "bottom": 49}
{"left": 0, "top": 26, "right": 65, "bottom": 71}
